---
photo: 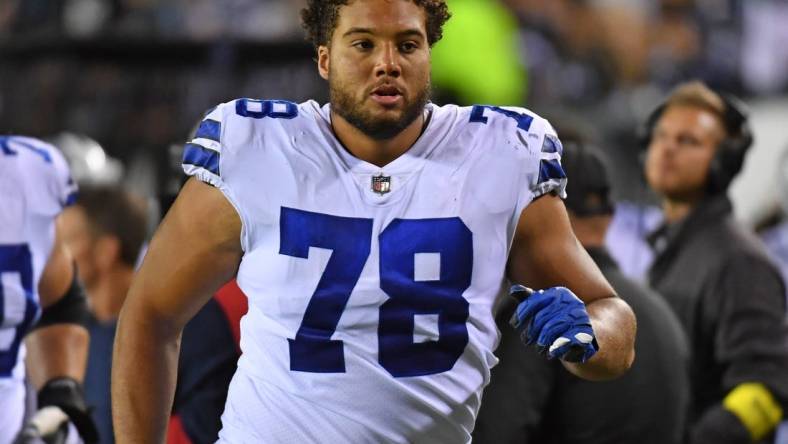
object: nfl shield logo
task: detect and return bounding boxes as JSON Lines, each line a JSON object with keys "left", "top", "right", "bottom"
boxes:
{"left": 371, "top": 174, "right": 391, "bottom": 195}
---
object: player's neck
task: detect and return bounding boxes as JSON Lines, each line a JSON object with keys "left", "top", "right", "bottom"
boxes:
{"left": 330, "top": 110, "right": 426, "bottom": 168}
{"left": 89, "top": 267, "right": 134, "bottom": 323}
{"left": 661, "top": 198, "right": 697, "bottom": 224}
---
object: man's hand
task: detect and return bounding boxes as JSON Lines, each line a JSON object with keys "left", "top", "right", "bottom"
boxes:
{"left": 509, "top": 285, "right": 598, "bottom": 363}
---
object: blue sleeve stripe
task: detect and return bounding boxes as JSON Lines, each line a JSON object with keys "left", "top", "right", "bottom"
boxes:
{"left": 63, "top": 191, "right": 79, "bottom": 207}
{"left": 183, "top": 143, "right": 220, "bottom": 176}
{"left": 538, "top": 159, "right": 567, "bottom": 183}
{"left": 194, "top": 119, "right": 221, "bottom": 142}
{"left": 541, "top": 134, "right": 562, "bottom": 154}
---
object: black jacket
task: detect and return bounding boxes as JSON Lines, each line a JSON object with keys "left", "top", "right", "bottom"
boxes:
{"left": 648, "top": 195, "right": 788, "bottom": 443}
{"left": 474, "top": 247, "right": 689, "bottom": 444}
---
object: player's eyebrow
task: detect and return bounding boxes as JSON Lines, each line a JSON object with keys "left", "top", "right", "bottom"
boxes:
{"left": 343, "top": 27, "right": 373, "bottom": 37}
{"left": 342, "top": 27, "right": 425, "bottom": 39}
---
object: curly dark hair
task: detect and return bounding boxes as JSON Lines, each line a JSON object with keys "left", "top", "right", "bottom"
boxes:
{"left": 300, "top": 0, "right": 451, "bottom": 50}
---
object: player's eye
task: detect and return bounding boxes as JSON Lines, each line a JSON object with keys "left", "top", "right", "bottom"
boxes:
{"left": 399, "top": 42, "right": 419, "bottom": 53}
{"left": 353, "top": 40, "right": 374, "bottom": 51}
{"left": 677, "top": 134, "right": 701, "bottom": 147}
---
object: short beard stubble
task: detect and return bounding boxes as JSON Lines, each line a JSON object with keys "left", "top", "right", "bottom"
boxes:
{"left": 329, "top": 68, "right": 431, "bottom": 141}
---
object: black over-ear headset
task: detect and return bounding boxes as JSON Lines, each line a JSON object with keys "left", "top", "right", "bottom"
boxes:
{"left": 639, "top": 93, "right": 754, "bottom": 194}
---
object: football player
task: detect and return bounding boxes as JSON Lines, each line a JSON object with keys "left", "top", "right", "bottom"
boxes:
{"left": 112, "top": 1, "right": 637, "bottom": 443}
{"left": 0, "top": 136, "right": 97, "bottom": 444}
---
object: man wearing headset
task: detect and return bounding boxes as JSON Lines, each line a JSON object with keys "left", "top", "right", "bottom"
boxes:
{"left": 643, "top": 81, "right": 788, "bottom": 444}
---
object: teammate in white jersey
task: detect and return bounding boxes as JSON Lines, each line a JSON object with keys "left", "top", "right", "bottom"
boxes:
{"left": 113, "top": 1, "right": 637, "bottom": 443}
{"left": 0, "top": 136, "right": 97, "bottom": 444}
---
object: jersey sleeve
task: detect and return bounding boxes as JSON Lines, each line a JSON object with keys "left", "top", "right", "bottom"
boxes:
{"left": 182, "top": 104, "right": 227, "bottom": 189}
{"left": 514, "top": 114, "right": 568, "bottom": 218}
{"left": 531, "top": 119, "right": 567, "bottom": 199}
{"left": 181, "top": 100, "right": 252, "bottom": 251}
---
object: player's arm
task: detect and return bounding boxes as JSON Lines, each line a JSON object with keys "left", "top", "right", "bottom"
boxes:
{"left": 507, "top": 194, "right": 636, "bottom": 381}
{"left": 26, "top": 217, "right": 88, "bottom": 386}
{"left": 112, "top": 178, "right": 242, "bottom": 444}
{"left": 22, "top": 217, "right": 98, "bottom": 443}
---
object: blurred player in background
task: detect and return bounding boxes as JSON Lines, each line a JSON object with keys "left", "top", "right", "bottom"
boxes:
{"left": 60, "top": 185, "right": 148, "bottom": 443}
{"left": 112, "top": 1, "right": 636, "bottom": 443}
{"left": 0, "top": 136, "right": 97, "bottom": 444}
{"left": 643, "top": 81, "right": 788, "bottom": 444}
{"left": 62, "top": 183, "right": 247, "bottom": 443}
{"left": 474, "top": 138, "right": 690, "bottom": 444}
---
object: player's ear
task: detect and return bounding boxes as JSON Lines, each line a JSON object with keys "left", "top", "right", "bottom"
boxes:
{"left": 318, "top": 45, "right": 330, "bottom": 80}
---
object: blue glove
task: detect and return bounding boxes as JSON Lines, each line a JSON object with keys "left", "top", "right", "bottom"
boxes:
{"left": 509, "top": 285, "right": 598, "bottom": 363}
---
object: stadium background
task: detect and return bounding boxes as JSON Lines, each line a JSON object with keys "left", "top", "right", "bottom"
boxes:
{"left": 3, "top": 0, "right": 788, "bottom": 225}
{"left": 2, "top": 0, "right": 788, "bottom": 442}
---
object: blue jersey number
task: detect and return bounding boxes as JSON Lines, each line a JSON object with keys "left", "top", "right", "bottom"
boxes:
{"left": 280, "top": 208, "right": 473, "bottom": 377}
{"left": 281, "top": 208, "right": 372, "bottom": 373}
{"left": 379, "top": 219, "right": 471, "bottom": 377}
{"left": 235, "top": 99, "right": 298, "bottom": 120}
{"left": 469, "top": 105, "right": 534, "bottom": 131}
{"left": 0, "top": 136, "right": 52, "bottom": 163}
{"left": 0, "top": 245, "right": 39, "bottom": 377}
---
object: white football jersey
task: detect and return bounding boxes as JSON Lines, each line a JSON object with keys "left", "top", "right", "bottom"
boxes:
{"left": 183, "top": 100, "right": 566, "bottom": 444}
{"left": 0, "top": 136, "right": 77, "bottom": 443}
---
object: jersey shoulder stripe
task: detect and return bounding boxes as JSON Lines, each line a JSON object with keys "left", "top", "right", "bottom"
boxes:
{"left": 182, "top": 104, "right": 227, "bottom": 187}
{"left": 194, "top": 119, "right": 222, "bottom": 143}
{"left": 183, "top": 143, "right": 220, "bottom": 176}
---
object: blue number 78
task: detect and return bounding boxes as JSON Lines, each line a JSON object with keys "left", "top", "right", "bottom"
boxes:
{"left": 279, "top": 207, "right": 473, "bottom": 378}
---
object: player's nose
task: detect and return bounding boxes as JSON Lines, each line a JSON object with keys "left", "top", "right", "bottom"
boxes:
{"left": 375, "top": 42, "right": 401, "bottom": 78}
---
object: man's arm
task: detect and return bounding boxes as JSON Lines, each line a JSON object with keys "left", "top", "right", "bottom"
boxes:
{"left": 112, "top": 178, "right": 242, "bottom": 443}
{"left": 25, "top": 217, "right": 88, "bottom": 387}
{"left": 508, "top": 194, "right": 636, "bottom": 380}
{"left": 21, "top": 217, "right": 98, "bottom": 443}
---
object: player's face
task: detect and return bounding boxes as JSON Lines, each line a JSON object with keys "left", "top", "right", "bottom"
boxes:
{"left": 645, "top": 105, "right": 726, "bottom": 201}
{"left": 319, "top": 0, "right": 431, "bottom": 140}
{"left": 61, "top": 206, "right": 100, "bottom": 288}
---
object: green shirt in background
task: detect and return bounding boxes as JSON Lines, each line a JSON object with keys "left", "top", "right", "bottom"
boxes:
{"left": 431, "top": 0, "right": 527, "bottom": 106}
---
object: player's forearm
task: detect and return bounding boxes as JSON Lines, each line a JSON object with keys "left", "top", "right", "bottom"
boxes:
{"left": 24, "top": 324, "right": 89, "bottom": 388}
{"left": 563, "top": 296, "right": 636, "bottom": 381}
{"left": 112, "top": 301, "right": 182, "bottom": 444}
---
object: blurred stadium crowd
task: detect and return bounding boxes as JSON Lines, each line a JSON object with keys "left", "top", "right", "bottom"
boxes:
{"left": 2, "top": 0, "right": 788, "bottom": 443}
{"left": 2, "top": 0, "right": 788, "bottom": 206}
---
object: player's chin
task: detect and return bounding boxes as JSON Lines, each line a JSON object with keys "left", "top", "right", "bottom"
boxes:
{"left": 647, "top": 181, "right": 673, "bottom": 197}
{"left": 654, "top": 183, "right": 699, "bottom": 200}
{"left": 366, "top": 104, "right": 405, "bottom": 121}
{"left": 646, "top": 173, "right": 677, "bottom": 194}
